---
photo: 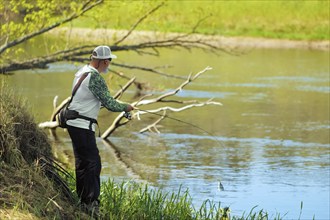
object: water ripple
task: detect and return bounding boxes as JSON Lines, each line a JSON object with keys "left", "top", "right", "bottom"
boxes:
{"left": 154, "top": 133, "right": 329, "bottom": 148}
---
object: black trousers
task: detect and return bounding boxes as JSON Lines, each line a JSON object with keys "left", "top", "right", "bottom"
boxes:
{"left": 67, "top": 125, "right": 101, "bottom": 204}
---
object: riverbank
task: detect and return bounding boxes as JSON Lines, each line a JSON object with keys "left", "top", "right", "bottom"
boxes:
{"left": 49, "top": 27, "right": 329, "bottom": 51}
{"left": 71, "top": 1, "right": 329, "bottom": 41}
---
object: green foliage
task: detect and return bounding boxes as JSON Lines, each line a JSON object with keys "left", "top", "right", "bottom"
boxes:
{"left": 98, "top": 178, "right": 288, "bottom": 219}
{"left": 2, "top": 0, "right": 59, "bottom": 39}
{"left": 0, "top": 0, "right": 93, "bottom": 59}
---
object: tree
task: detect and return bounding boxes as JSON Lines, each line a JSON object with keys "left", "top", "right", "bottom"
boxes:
{"left": 0, "top": 0, "right": 103, "bottom": 72}
{"left": 1, "top": 0, "right": 226, "bottom": 138}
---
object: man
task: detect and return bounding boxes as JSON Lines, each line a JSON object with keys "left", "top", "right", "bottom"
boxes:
{"left": 66, "top": 45, "right": 133, "bottom": 214}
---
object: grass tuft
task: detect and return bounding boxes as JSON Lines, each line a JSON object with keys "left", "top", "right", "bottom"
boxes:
{"left": 100, "top": 179, "right": 229, "bottom": 219}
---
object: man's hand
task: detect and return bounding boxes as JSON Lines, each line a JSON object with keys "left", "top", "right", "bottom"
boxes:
{"left": 125, "top": 105, "right": 134, "bottom": 112}
{"left": 123, "top": 111, "right": 132, "bottom": 120}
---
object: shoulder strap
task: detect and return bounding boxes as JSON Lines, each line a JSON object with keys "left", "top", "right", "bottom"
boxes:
{"left": 72, "top": 72, "right": 90, "bottom": 97}
{"left": 66, "top": 72, "right": 90, "bottom": 109}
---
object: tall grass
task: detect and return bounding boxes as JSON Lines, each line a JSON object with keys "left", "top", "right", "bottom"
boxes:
{"left": 99, "top": 179, "right": 225, "bottom": 219}
{"left": 99, "top": 178, "right": 284, "bottom": 220}
{"left": 71, "top": 0, "right": 329, "bottom": 40}
{"left": 0, "top": 82, "right": 84, "bottom": 219}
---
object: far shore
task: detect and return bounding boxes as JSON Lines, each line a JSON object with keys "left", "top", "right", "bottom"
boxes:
{"left": 49, "top": 27, "right": 329, "bottom": 51}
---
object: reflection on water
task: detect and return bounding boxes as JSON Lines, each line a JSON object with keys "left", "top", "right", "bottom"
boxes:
{"left": 1, "top": 48, "right": 329, "bottom": 219}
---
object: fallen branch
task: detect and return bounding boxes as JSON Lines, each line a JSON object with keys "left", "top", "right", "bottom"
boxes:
{"left": 39, "top": 67, "right": 222, "bottom": 140}
{"left": 38, "top": 77, "right": 136, "bottom": 133}
{"left": 100, "top": 67, "right": 222, "bottom": 139}
{"left": 132, "top": 66, "right": 212, "bottom": 106}
{"left": 139, "top": 110, "right": 166, "bottom": 134}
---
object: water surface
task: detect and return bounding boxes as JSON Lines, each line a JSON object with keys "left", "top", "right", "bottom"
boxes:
{"left": 1, "top": 48, "right": 329, "bottom": 219}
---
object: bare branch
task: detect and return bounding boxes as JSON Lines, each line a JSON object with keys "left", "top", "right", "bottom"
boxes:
{"left": 113, "top": 63, "right": 185, "bottom": 79}
{"left": 139, "top": 110, "right": 166, "bottom": 134}
{"left": 135, "top": 100, "right": 222, "bottom": 118}
{"left": 39, "top": 77, "right": 136, "bottom": 135}
{"left": 1, "top": 34, "right": 226, "bottom": 73}
{"left": 132, "top": 66, "right": 212, "bottom": 106}
{"left": 113, "top": 76, "right": 136, "bottom": 99}
{"left": 101, "top": 112, "right": 130, "bottom": 139}
{"left": 101, "top": 99, "right": 221, "bottom": 138}
{"left": 65, "top": 57, "right": 183, "bottom": 80}
{"left": 114, "top": 2, "right": 165, "bottom": 45}
{"left": 100, "top": 67, "right": 222, "bottom": 139}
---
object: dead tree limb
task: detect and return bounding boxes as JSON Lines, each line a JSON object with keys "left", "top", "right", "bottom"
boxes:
{"left": 38, "top": 77, "right": 136, "bottom": 132}
{"left": 132, "top": 66, "right": 213, "bottom": 106}
{"left": 137, "top": 99, "right": 222, "bottom": 134}
{"left": 113, "top": 77, "right": 136, "bottom": 99}
{"left": 139, "top": 110, "right": 166, "bottom": 134}
{"left": 100, "top": 67, "right": 222, "bottom": 139}
{"left": 39, "top": 66, "right": 222, "bottom": 140}
{"left": 1, "top": 36, "right": 221, "bottom": 73}
{"left": 113, "top": 63, "right": 185, "bottom": 79}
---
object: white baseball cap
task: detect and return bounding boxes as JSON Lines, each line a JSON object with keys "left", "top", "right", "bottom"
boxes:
{"left": 91, "top": 45, "right": 117, "bottom": 59}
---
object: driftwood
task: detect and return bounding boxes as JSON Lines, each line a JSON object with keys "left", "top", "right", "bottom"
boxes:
{"left": 39, "top": 67, "right": 222, "bottom": 139}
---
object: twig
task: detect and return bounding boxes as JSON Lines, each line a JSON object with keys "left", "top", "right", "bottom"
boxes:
{"left": 132, "top": 66, "right": 212, "bottom": 106}
{"left": 114, "top": 2, "right": 165, "bottom": 45}
{"left": 135, "top": 100, "right": 222, "bottom": 118}
{"left": 139, "top": 110, "right": 166, "bottom": 134}
{"left": 113, "top": 63, "right": 185, "bottom": 79}
{"left": 113, "top": 77, "right": 136, "bottom": 99}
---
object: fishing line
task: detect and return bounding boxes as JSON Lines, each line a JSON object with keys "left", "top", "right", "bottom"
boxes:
{"left": 133, "top": 108, "right": 226, "bottom": 148}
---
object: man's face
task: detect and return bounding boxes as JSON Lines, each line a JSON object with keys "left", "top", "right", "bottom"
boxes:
{"left": 101, "top": 58, "right": 112, "bottom": 73}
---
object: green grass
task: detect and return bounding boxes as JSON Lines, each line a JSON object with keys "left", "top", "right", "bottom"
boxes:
{"left": 98, "top": 178, "right": 287, "bottom": 220}
{"left": 70, "top": 0, "right": 329, "bottom": 40}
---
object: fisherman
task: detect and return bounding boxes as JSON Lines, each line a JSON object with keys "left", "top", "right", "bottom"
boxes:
{"left": 66, "top": 45, "right": 133, "bottom": 215}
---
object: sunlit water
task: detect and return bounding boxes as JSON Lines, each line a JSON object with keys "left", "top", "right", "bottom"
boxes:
{"left": 1, "top": 48, "right": 329, "bottom": 219}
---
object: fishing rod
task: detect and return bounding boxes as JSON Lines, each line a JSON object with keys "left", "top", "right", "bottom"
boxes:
{"left": 124, "top": 109, "right": 225, "bottom": 148}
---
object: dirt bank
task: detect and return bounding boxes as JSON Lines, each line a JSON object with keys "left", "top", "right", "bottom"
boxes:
{"left": 50, "top": 27, "right": 329, "bottom": 51}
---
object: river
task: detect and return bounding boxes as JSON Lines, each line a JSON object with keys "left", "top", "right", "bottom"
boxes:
{"left": 1, "top": 47, "right": 329, "bottom": 219}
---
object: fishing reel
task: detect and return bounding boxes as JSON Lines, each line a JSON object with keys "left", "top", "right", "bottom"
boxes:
{"left": 123, "top": 111, "right": 132, "bottom": 120}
